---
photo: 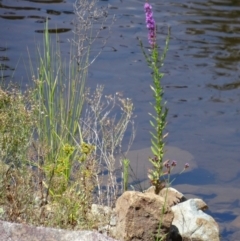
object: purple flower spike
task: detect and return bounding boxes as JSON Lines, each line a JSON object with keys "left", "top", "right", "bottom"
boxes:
{"left": 184, "top": 163, "right": 190, "bottom": 169}
{"left": 144, "top": 2, "right": 156, "bottom": 46}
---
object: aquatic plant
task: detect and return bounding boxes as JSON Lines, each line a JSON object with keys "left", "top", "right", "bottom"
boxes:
{"left": 141, "top": 2, "right": 189, "bottom": 195}
{"left": 139, "top": 2, "right": 170, "bottom": 194}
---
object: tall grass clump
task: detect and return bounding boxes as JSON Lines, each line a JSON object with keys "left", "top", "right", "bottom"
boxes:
{"left": 32, "top": 22, "right": 86, "bottom": 194}
{"left": 29, "top": 0, "right": 111, "bottom": 199}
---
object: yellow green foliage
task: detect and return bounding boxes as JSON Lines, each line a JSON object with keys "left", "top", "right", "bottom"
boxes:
{"left": 0, "top": 87, "right": 35, "bottom": 165}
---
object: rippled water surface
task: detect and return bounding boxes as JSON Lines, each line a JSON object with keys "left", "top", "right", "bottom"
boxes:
{"left": 1, "top": 0, "right": 240, "bottom": 240}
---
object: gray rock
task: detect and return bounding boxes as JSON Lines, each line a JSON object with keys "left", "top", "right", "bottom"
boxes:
{"left": 170, "top": 199, "right": 220, "bottom": 241}
{"left": 0, "top": 220, "right": 119, "bottom": 241}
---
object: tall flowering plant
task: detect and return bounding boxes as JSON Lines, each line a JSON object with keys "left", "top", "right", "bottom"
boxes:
{"left": 139, "top": 2, "right": 171, "bottom": 194}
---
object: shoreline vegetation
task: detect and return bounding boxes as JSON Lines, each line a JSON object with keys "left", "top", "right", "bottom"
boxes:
{"left": 0, "top": 1, "right": 214, "bottom": 241}
{"left": 0, "top": 0, "right": 134, "bottom": 230}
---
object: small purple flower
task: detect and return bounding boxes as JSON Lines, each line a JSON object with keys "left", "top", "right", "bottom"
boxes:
{"left": 184, "top": 163, "right": 190, "bottom": 169}
{"left": 164, "top": 160, "right": 170, "bottom": 168}
{"left": 144, "top": 2, "right": 156, "bottom": 46}
{"left": 171, "top": 160, "right": 177, "bottom": 167}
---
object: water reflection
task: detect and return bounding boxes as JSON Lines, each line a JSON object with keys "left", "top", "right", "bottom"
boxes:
{"left": 46, "top": 9, "right": 61, "bottom": 15}
{"left": 0, "top": 2, "right": 40, "bottom": 10}
{"left": 0, "top": 0, "right": 74, "bottom": 82}
{"left": 208, "top": 81, "right": 240, "bottom": 90}
{"left": 0, "top": 46, "right": 13, "bottom": 73}
{"left": 35, "top": 28, "right": 71, "bottom": 33}
{"left": 178, "top": 0, "right": 240, "bottom": 74}
{"left": 0, "top": 16, "right": 25, "bottom": 20}
{"left": 24, "top": 0, "right": 63, "bottom": 3}
{"left": 0, "top": 64, "right": 14, "bottom": 71}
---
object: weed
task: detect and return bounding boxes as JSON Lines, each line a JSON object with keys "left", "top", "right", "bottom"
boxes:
{"left": 81, "top": 85, "right": 134, "bottom": 206}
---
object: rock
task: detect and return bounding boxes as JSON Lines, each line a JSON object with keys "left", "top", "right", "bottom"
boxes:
{"left": 170, "top": 199, "right": 220, "bottom": 241}
{"left": 115, "top": 191, "right": 174, "bottom": 241}
{"left": 159, "top": 187, "right": 187, "bottom": 207}
{"left": 0, "top": 220, "right": 119, "bottom": 241}
{"left": 144, "top": 186, "right": 186, "bottom": 207}
{"left": 143, "top": 185, "right": 156, "bottom": 194}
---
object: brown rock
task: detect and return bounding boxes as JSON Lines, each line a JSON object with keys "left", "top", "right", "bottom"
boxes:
{"left": 115, "top": 191, "right": 174, "bottom": 241}
{"left": 159, "top": 187, "right": 187, "bottom": 207}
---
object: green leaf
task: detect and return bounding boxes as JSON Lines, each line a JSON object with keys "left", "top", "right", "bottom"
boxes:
{"left": 150, "top": 131, "right": 158, "bottom": 140}
{"left": 149, "top": 158, "right": 159, "bottom": 168}
{"left": 151, "top": 145, "right": 159, "bottom": 157}
{"left": 149, "top": 113, "right": 157, "bottom": 121}
{"left": 150, "top": 120, "right": 155, "bottom": 128}
{"left": 138, "top": 38, "right": 152, "bottom": 66}
{"left": 151, "top": 139, "right": 160, "bottom": 153}
{"left": 150, "top": 85, "right": 156, "bottom": 93}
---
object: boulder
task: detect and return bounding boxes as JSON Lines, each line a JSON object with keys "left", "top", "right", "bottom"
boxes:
{"left": 0, "top": 220, "right": 119, "bottom": 241}
{"left": 170, "top": 199, "right": 220, "bottom": 241}
{"left": 115, "top": 191, "right": 174, "bottom": 241}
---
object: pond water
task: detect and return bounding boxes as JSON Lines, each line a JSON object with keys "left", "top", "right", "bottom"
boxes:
{"left": 0, "top": 0, "right": 240, "bottom": 240}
